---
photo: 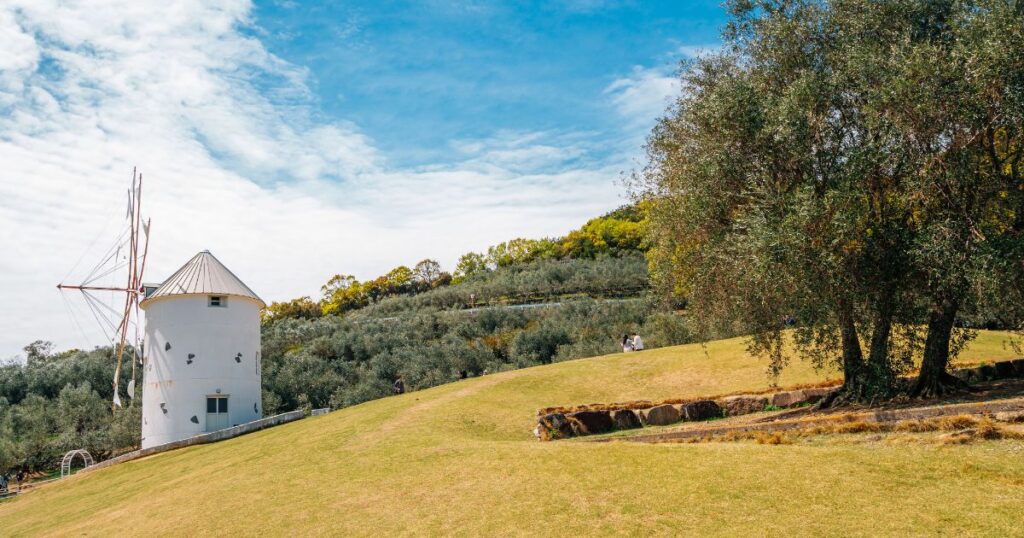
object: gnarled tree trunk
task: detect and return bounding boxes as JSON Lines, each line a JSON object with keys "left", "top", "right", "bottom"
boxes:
{"left": 865, "top": 306, "right": 896, "bottom": 399}
{"left": 820, "top": 299, "right": 867, "bottom": 408}
{"left": 911, "top": 296, "right": 966, "bottom": 398}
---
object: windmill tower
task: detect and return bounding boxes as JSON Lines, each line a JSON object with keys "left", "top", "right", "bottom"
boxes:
{"left": 139, "top": 251, "right": 265, "bottom": 448}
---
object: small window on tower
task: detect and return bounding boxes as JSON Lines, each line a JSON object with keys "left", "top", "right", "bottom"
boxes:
{"left": 208, "top": 296, "right": 226, "bottom": 307}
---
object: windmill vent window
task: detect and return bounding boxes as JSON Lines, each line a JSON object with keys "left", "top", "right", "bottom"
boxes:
{"left": 208, "top": 296, "right": 226, "bottom": 308}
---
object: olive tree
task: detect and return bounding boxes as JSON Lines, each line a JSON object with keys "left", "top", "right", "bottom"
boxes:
{"left": 641, "top": 0, "right": 1024, "bottom": 402}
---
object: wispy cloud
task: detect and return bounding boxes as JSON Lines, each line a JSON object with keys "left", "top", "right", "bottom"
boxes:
{"left": 603, "top": 42, "right": 720, "bottom": 146}
{"left": 605, "top": 66, "right": 679, "bottom": 130}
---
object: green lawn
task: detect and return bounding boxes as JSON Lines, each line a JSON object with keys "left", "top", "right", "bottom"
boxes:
{"left": 1, "top": 331, "right": 1022, "bottom": 536}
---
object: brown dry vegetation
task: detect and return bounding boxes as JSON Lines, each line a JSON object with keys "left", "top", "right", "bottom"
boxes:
{"left": 661, "top": 414, "right": 1024, "bottom": 446}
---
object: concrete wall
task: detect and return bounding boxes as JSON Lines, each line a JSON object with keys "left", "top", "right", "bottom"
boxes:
{"left": 141, "top": 294, "right": 262, "bottom": 449}
{"left": 88, "top": 410, "right": 305, "bottom": 473}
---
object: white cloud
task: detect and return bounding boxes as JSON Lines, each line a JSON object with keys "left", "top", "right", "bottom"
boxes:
{"left": 605, "top": 66, "right": 679, "bottom": 128}
{"left": 0, "top": 0, "right": 628, "bottom": 358}
{"left": 603, "top": 41, "right": 721, "bottom": 148}
{"left": 604, "top": 42, "right": 721, "bottom": 132}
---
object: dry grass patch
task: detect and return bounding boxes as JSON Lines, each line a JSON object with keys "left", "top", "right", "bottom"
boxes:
{"left": 664, "top": 413, "right": 1024, "bottom": 447}
{"left": 755, "top": 431, "right": 794, "bottom": 445}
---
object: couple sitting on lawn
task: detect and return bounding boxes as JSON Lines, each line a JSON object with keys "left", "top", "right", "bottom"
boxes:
{"left": 621, "top": 333, "right": 643, "bottom": 353}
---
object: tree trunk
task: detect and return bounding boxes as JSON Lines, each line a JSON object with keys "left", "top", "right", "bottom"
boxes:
{"left": 819, "top": 299, "right": 866, "bottom": 408}
{"left": 911, "top": 296, "right": 965, "bottom": 398}
{"left": 838, "top": 301, "right": 864, "bottom": 386}
{"left": 865, "top": 302, "right": 896, "bottom": 399}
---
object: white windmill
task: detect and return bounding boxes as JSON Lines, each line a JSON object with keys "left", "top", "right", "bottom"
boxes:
{"left": 138, "top": 250, "right": 264, "bottom": 448}
{"left": 59, "top": 170, "right": 265, "bottom": 449}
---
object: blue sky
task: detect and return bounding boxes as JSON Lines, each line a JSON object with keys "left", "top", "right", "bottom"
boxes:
{"left": 249, "top": 0, "right": 725, "bottom": 165}
{"left": 0, "top": 0, "right": 726, "bottom": 358}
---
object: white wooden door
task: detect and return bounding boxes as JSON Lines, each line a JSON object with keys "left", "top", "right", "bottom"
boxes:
{"left": 205, "top": 396, "right": 229, "bottom": 431}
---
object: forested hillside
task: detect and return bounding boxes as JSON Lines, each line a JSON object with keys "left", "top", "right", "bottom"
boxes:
{"left": 1, "top": 204, "right": 690, "bottom": 474}
{"left": 0, "top": 342, "right": 139, "bottom": 473}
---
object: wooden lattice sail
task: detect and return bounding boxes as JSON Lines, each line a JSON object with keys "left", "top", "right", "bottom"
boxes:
{"left": 58, "top": 168, "right": 150, "bottom": 412}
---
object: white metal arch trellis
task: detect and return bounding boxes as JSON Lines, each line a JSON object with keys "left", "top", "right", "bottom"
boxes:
{"left": 60, "top": 449, "right": 95, "bottom": 478}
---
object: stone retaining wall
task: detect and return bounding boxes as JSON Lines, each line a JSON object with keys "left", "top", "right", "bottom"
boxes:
{"left": 534, "top": 358, "right": 1024, "bottom": 441}
{"left": 86, "top": 410, "right": 306, "bottom": 473}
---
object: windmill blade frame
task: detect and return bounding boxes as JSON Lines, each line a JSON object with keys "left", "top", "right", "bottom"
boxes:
{"left": 57, "top": 167, "right": 151, "bottom": 412}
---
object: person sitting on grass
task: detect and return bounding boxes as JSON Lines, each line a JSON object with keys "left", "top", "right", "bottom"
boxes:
{"left": 622, "top": 334, "right": 634, "bottom": 353}
{"left": 393, "top": 376, "right": 405, "bottom": 395}
{"left": 632, "top": 333, "right": 644, "bottom": 351}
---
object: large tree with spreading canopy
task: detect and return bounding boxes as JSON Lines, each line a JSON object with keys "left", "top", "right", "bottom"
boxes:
{"left": 641, "top": 0, "right": 1024, "bottom": 402}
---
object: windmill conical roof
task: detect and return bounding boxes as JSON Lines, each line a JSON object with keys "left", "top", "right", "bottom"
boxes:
{"left": 140, "top": 250, "right": 264, "bottom": 308}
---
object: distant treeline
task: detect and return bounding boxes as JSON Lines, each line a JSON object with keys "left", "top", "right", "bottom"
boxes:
{"left": 352, "top": 255, "right": 649, "bottom": 318}
{"left": 263, "top": 204, "right": 649, "bottom": 322}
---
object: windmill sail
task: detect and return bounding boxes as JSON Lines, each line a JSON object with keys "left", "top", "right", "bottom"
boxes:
{"left": 58, "top": 168, "right": 151, "bottom": 412}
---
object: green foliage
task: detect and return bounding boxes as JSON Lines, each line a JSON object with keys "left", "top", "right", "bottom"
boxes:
{"left": 257, "top": 251, "right": 678, "bottom": 415}
{"left": 358, "top": 256, "right": 649, "bottom": 317}
{"left": 0, "top": 344, "right": 143, "bottom": 474}
{"left": 412, "top": 259, "right": 449, "bottom": 289}
{"left": 511, "top": 324, "right": 571, "bottom": 365}
{"left": 0, "top": 398, "right": 17, "bottom": 472}
{"left": 487, "top": 237, "right": 560, "bottom": 268}
{"left": 453, "top": 252, "right": 489, "bottom": 283}
{"left": 261, "top": 294, "right": 691, "bottom": 413}
{"left": 560, "top": 212, "right": 646, "bottom": 259}
{"left": 262, "top": 296, "right": 322, "bottom": 324}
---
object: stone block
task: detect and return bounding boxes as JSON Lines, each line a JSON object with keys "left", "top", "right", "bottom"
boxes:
{"left": 569, "top": 410, "right": 614, "bottom": 435}
{"left": 964, "top": 366, "right": 986, "bottom": 383}
{"left": 611, "top": 409, "right": 642, "bottom": 430}
{"left": 978, "top": 364, "right": 997, "bottom": 381}
{"left": 718, "top": 395, "right": 769, "bottom": 416}
{"left": 802, "top": 387, "right": 833, "bottom": 404}
{"left": 537, "top": 413, "right": 575, "bottom": 440}
{"left": 1010, "top": 359, "right": 1024, "bottom": 376}
{"left": 681, "top": 400, "right": 722, "bottom": 421}
{"left": 951, "top": 369, "right": 972, "bottom": 382}
{"left": 995, "top": 361, "right": 1016, "bottom": 379}
{"left": 641, "top": 404, "right": 681, "bottom": 426}
{"left": 770, "top": 390, "right": 807, "bottom": 408}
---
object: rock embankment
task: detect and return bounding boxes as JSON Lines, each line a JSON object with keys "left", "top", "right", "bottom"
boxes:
{"left": 534, "top": 358, "right": 1024, "bottom": 441}
{"left": 534, "top": 387, "right": 834, "bottom": 441}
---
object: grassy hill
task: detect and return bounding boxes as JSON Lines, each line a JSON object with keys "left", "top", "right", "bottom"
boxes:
{"left": 2, "top": 331, "right": 1023, "bottom": 536}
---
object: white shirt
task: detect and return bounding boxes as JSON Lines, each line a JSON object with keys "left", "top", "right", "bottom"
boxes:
{"left": 632, "top": 335, "right": 644, "bottom": 350}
